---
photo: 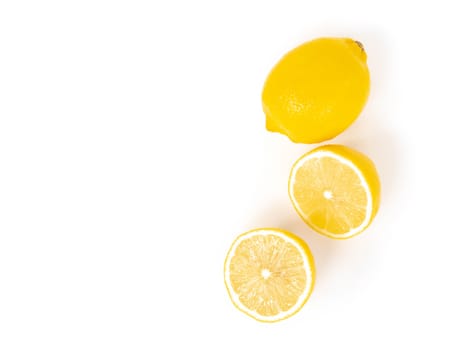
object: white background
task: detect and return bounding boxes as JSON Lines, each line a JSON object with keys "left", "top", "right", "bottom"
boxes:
{"left": 0, "top": 1, "right": 462, "bottom": 349}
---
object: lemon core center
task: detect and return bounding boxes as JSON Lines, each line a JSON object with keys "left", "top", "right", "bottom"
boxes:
{"left": 323, "top": 190, "right": 333, "bottom": 200}
{"left": 261, "top": 269, "right": 272, "bottom": 280}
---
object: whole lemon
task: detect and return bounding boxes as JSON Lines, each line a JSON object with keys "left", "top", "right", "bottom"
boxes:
{"left": 262, "top": 37, "right": 370, "bottom": 144}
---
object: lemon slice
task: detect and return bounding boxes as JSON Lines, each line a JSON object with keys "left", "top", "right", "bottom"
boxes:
{"left": 224, "top": 228, "right": 315, "bottom": 322}
{"left": 289, "top": 145, "right": 381, "bottom": 239}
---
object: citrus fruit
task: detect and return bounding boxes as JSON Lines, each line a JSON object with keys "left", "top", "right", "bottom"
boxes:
{"left": 289, "top": 145, "right": 380, "bottom": 239}
{"left": 262, "top": 37, "right": 370, "bottom": 143}
{"left": 224, "top": 228, "right": 315, "bottom": 322}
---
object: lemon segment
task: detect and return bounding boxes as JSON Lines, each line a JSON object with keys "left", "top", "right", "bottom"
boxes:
{"left": 224, "top": 228, "right": 315, "bottom": 322}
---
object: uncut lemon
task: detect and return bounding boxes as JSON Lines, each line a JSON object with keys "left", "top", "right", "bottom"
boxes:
{"left": 224, "top": 228, "right": 315, "bottom": 322}
{"left": 289, "top": 145, "right": 380, "bottom": 239}
{"left": 262, "top": 37, "right": 370, "bottom": 144}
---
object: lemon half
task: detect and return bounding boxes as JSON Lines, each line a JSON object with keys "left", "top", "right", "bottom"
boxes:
{"left": 289, "top": 145, "right": 380, "bottom": 239}
{"left": 224, "top": 228, "right": 315, "bottom": 322}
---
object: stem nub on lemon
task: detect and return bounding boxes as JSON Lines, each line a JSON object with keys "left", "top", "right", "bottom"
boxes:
{"left": 289, "top": 145, "right": 381, "bottom": 239}
{"left": 224, "top": 228, "right": 315, "bottom": 322}
{"left": 262, "top": 37, "right": 370, "bottom": 144}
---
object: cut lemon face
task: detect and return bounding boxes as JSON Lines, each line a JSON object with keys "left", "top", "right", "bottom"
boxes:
{"left": 289, "top": 145, "right": 381, "bottom": 239}
{"left": 224, "top": 228, "right": 315, "bottom": 322}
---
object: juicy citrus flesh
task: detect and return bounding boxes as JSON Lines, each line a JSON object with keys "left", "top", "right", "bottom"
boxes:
{"left": 289, "top": 145, "right": 380, "bottom": 239}
{"left": 224, "top": 229, "right": 315, "bottom": 322}
{"left": 262, "top": 37, "right": 370, "bottom": 144}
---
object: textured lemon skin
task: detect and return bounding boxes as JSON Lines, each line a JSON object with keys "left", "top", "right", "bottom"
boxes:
{"left": 224, "top": 228, "right": 316, "bottom": 322}
{"left": 263, "top": 38, "right": 370, "bottom": 144}
{"left": 288, "top": 145, "right": 381, "bottom": 239}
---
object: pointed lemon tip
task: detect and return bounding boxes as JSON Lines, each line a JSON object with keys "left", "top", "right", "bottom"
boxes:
{"left": 265, "top": 115, "right": 278, "bottom": 131}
